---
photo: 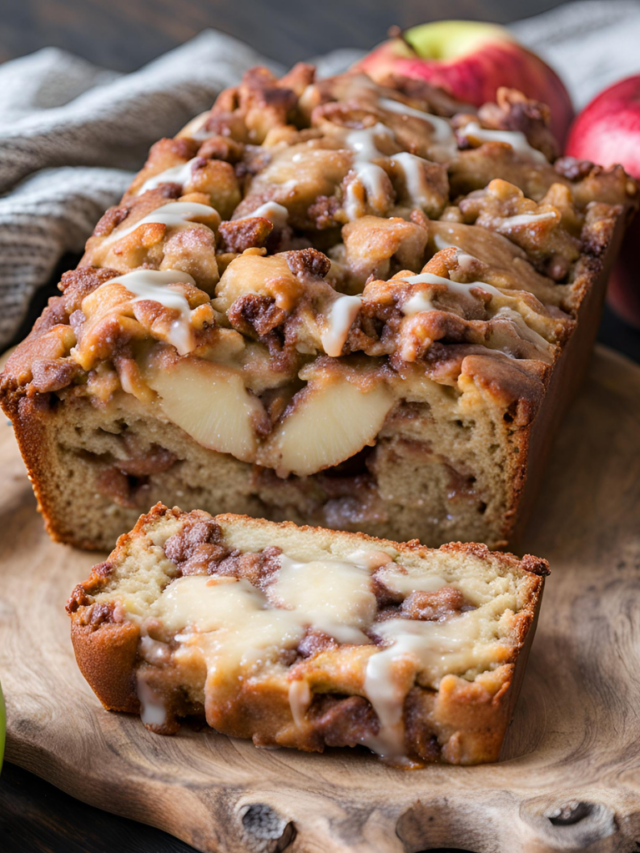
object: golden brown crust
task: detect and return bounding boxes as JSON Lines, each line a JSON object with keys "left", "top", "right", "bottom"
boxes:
{"left": 70, "top": 620, "right": 140, "bottom": 713}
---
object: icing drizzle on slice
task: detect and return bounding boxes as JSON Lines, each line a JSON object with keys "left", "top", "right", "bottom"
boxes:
{"left": 457, "top": 121, "right": 548, "bottom": 163}
{"left": 392, "top": 151, "right": 435, "bottom": 208}
{"left": 137, "top": 159, "right": 198, "bottom": 195}
{"left": 101, "top": 202, "right": 217, "bottom": 247}
{"left": 378, "top": 97, "right": 457, "bottom": 160}
{"left": 401, "top": 271, "right": 504, "bottom": 314}
{"left": 320, "top": 294, "right": 362, "bottom": 357}
{"left": 235, "top": 201, "right": 289, "bottom": 229}
{"left": 103, "top": 269, "right": 198, "bottom": 354}
{"left": 344, "top": 123, "right": 395, "bottom": 220}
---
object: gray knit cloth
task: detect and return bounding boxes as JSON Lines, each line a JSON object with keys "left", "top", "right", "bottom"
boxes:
{"left": 1, "top": 1, "right": 639, "bottom": 348}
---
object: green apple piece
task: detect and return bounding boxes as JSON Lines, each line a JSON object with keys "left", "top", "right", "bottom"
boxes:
{"left": 404, "top": 20, "right": 514, "bottom": 60}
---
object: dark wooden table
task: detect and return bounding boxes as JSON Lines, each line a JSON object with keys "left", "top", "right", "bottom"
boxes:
{"left": 1, "top": 0, "right": 567, "bottom": 71}
{"left": 1, "top": 1, "right": 639, "bottom": 851}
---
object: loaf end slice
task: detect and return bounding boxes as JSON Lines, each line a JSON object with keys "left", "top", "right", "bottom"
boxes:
{"left": 67, "top": 503, "right": 548, "bottom": 766}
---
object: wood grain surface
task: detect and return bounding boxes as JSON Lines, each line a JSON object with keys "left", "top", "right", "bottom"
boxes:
{"left": 0, "top": 344, "right": 639, "bottom": 853}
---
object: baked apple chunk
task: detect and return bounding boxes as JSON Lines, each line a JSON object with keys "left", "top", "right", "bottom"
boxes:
{"left": 257, "top": 360, "right": 395, "bottom": 476}
{"left": 141, "top": 351, "right": 266, "bottom": 463}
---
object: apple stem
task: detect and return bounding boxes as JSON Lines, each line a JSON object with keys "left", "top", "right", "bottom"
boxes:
{"left": 387, "top": 25, "right": 418, "bottom": 54}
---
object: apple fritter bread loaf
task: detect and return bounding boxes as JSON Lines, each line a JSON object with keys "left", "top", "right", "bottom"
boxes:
{"left": 67, "top": 503, "right": 548, "bottom": 766}
{"left": 1, "top": 66, "right": 637, "bottom": 549}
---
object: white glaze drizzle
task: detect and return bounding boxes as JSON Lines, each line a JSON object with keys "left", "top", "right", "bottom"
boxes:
{"left": 378, "top": 97, "right": 457, "bottom": 158}
{"left": 344, "top": 123, "right": 395, "bottom": 220}
{"left": 494, "top": 305, "right": 551, "bottom": 352}
{"left": 101, "top": 201, "right": 216, "bottom": 247}
{"left": 288, "top": 679, "right": 312, "bottom": 728}
{"left": 152, "top": 556, "right": 381, "bottom": 730}
{"left": 457, "top": 121, "right": 548, "bottom": 163}
{"left": 401, "top": 271, "right": 504, "bottom": 315}
{"left": 348, "top": 549, "right": 396, "bottom": 570}
{"left": 433, "top": 233, "right": 454, "bottom": 252}
{"left": 399, "top": 271, "right": 550, "bottom": 355}
{"left": 362, "top": 576, "right": 520, "bottom": 761}
{"left": 347, "top": 123, "right": 395, "bottom": 161}
{"left": 137, "top": 158, "right": 198, "bottom": 195}
{"left": 501, "top": 211, "right": 558, "bottom": 227}
{"left": 364, "top": 613, "right": 478, "bottom": 759}
{"left": 236, "top": 201, "right": 289, "bottom": 229}
{"left": 139, "top": 635, "right": 171, "bottom": 664}
{"left": 319, "top": 294, "right": 362, "bottom": 357}
{"left": 140, "top": 545, "right": 521, "bottom": 761}
{"left": 456, "top": 251, "right": 479, "bottom": 275}
{"left": 402, "top": 291, "right": 436, "bottom": 314}
{"left": 137, "top": 674, "right": 168, "bottom": 727}
{"left": 270, "top": 554, "right": 377, "bottom": 645}
{"left": 102, "top": 269, "right": 197, "bottom": 354}
{"left": 392, "top": 151, "right": 433, "bottom": 208}
{"left": 375, "top": 564, "right": 446, "bottom": 595}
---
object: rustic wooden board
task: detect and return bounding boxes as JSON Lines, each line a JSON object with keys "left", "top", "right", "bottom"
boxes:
{"left": 1, "top": 344, "right": 639, "bottom": 853}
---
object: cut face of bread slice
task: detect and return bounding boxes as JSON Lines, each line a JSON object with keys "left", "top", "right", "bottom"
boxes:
{"left": 67, "top": 504, "right": 548, "bottom": 767}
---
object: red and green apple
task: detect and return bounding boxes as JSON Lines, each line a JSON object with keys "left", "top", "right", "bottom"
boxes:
{"left": 354, "top": 20, "right": 574, "bottom": 145}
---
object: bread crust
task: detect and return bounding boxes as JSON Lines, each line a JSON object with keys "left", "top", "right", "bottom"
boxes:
{"left": 508, "top": 214, "right": 628, "bottom": 546}
{"left": 70, "top": 620, "right": 140, "bottom": 713}
{"left": 67, "top": 503, "right": 546, "bottom": 765}
{"left": 1, "top": 67, "right": 637, "bottom": 551}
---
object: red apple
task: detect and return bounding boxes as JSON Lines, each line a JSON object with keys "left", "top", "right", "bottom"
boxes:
{"left": 354, "top": 20, "right": 574, "bottom": 145}
{"left": 566, "top": 76, "right": 640, "bottom": 328}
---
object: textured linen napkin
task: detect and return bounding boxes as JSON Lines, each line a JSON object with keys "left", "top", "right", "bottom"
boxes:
{"left": 1, "top": 0, "right": 639, "bottom": 348}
